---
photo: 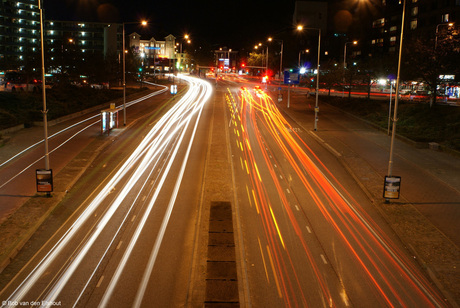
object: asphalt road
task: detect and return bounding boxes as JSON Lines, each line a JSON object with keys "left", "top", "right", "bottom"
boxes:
{"left": 0, "top": 75, "right": 452, "bottom": 307}
{"left": 0, "top": 76, "right": 213, "bottom": 307}
{"left": 222, "top": 79, "right": 447, "bottom": 307}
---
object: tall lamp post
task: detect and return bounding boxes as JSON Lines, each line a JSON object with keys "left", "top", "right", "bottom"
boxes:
{"left": 386, "top": 0, "right": 406, "bottom": 202}
{"left": 343, "top": 40, "right": 357, "bottom": 70}
{"left": 297, "top": 25, "right": 321, "bottom": 131}
{"left": 122, "top": 20, "right": 147, "bottom": 126}
{"left": 343, "top": 40, "right": 358, "bottom": 97}
{"left": 38, "top": 0, "right": 49, "bottom": 175}
{"left": 256, "top": 43, "right": 269, "bottom": 75}
{"left": 268, "top": 37, "right": 283, "bottom": 80}
{"left": 298, "top": 49, "right": 309, "bottom": 67}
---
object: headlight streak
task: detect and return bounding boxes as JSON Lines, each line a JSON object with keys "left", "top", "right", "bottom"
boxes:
{"left": 1, "top": 77, "right": 211, "bottom": 307}
{"left": 101, "top": 76, "right": 211, "bottom": 308}
{"left": 229, "top": 86, "right": 445, "bottom": 307}
{"left": 0, "top": 84, "right": 168, "bottom": 189}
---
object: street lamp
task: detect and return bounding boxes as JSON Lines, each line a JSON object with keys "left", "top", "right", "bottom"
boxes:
{"left": 343, "top": 40, "right": 357, "bottom": 70}
{"left": 343, "top": 40, "right": 358, "bottom": 97}
{"left": 386, "top": 0, "right": 406, "bottom": 202}
{"left": 254, "top": 43, "right": 268, "bottom": 73}
{"left": 297, "top": 25, "right": 321, "bottom": 131}
{"left": 298, "top": 49, "right": 309, "bottom": 67}
{"left": 38, "top": 0, "right": 49, "bottom": 175}
{"left": 268, "top": 37, "right": 284, "bottom": 80}
{"left": 122, "top": 20, "right": 147, "bottom": 126}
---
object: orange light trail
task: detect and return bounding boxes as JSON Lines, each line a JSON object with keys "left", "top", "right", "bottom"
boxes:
{"left": 226, "top": 85, "right": 446, "bottom": 307}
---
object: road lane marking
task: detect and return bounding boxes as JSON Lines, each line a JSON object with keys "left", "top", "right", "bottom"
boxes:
{"left": 116, "top": 241, "right": 123, "bottom": 250}
{"left": 131, "top": 215, "right": 136, "bottom": 222}
{"left": 320, "top": 254, "right": 328, "bottom": 264}
{"left": 96, "top": 276, "right": 104, "bottom": 288}
{"left": 306, "top": 226, "right": 312, "bottom": 233}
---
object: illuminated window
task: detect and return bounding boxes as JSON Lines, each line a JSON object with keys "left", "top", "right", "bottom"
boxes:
{"left": 443, "top": 14, "right": 450, "bottom": 23}
{"left": 390, "top": 36, "right": 397, "bottom": 42}
{"left": 411, "top": 7, "right": 418, "bottom": 16}
{"left": 390, "top": 26, "right": 397, "bottom": 31}
{"left": 410, "top": 19, "right": 417, "bottom": 30}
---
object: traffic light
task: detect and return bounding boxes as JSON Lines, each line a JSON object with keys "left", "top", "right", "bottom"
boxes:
{"left": 241, "top": 63, "right": 246, "bottom": 67}
{"left": 138, "top": 67, "right": 143, "bottom": 72}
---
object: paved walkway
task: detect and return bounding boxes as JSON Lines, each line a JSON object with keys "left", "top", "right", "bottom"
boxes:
{"left": 278, "top": 91, "right": 460, "bottom": 304}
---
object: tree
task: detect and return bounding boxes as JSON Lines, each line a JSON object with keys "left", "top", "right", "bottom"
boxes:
{"left": 402, "top": 30, "right": 460, "bottom": 105}
{"left": 320, "top": 60, "right": 342, "bottom": 96}
{"left": 247, "top": 52, "right": 265, "bottom": 68}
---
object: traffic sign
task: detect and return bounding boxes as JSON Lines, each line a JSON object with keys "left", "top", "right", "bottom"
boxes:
{"left": 284, "top": 69, "right": 300, "bottom": 85}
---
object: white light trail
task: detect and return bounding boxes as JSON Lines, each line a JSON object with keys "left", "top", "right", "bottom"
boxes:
{"left": 1, "top": 76, "right": 212, "bottom": 308}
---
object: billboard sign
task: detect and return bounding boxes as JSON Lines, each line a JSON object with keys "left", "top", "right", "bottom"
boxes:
{"left": 36, "top": 169, "right": 53, "bottom": 193}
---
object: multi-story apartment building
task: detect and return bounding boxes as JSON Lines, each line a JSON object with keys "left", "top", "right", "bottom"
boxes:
{"left": 371, "top": 0, "right": 460, "bottom": 56}
{"left": 0, "top": 0, "right": 40, "bottom": 69}
{"left": 0, "top": 0, "right": 122, "bottom": 73}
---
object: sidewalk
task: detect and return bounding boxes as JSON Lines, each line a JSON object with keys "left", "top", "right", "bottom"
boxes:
{"left": 279, "top": 91, "right": 460, "bottom": 305}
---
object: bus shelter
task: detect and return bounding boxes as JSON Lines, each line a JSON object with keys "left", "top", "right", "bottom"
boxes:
{"left": 101, "top": 104, "right": 123, "bottom": 135}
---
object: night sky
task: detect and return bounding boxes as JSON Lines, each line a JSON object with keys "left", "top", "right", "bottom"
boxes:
{"left": 44, "top": 0, "right": 298, "bottom": 49}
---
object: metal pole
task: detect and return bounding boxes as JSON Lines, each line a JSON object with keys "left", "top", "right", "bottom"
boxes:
{"left": 387, "top": 0, "right": 406, "bottom": 178}
{"left": 38, "top": 0, "right": 49, "bottom": 171}
{"left": 266, "top": 46, "right": 269, "bottom": 75}
{"left": 280, "top": 40, "right": 283, "bottom": 81}
{"left": 314, "top": 29, "right": 321, "bottom": 131}
{"left": 122, "top": 23, "right": 126, "bottom": 126}
{"left": 388, "top": 81, "right": 393, "bottom": 135}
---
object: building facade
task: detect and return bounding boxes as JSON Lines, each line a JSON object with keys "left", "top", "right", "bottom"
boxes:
{"left": 0, "top": 0, "right": 122, "bottom": 73}
{"left": 371, "top": 0, "right": 460, "bottom": 55}
{"left": 0, "top": 0, "right": 40, "bottom": 70}
{"left": 128, "top": 32, "right": 177, "bottom": 73}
